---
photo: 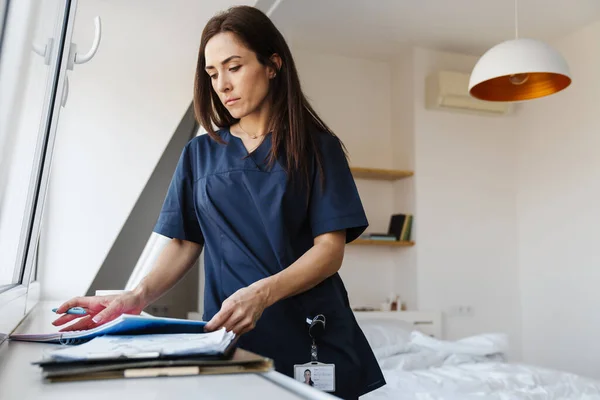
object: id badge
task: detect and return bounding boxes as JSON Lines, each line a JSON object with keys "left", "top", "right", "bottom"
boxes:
{"left": 293, "top": 361, "right": 335, "bottom": 392}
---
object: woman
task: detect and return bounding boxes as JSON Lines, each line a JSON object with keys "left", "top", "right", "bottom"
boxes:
{"left": 304, "top": 369, "right": 315, "bottom": 386}
{"left": 53, "top": 6, "right": 385, "bottom": 399}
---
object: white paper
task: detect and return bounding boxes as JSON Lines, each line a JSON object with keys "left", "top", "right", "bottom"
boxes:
{"left": 46, "top": 329, "right": 236, "bottom": 361}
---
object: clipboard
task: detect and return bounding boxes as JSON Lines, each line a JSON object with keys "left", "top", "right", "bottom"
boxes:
{"left": 37, "top": 348, "right": 273, "bottom": 383}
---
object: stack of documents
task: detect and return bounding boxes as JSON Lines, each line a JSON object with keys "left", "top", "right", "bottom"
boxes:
{"left": 11, "top": 314, "right": 274, "bottom": 381}
{"left": 34, "top": 335, "right": 272, "bottom": 382}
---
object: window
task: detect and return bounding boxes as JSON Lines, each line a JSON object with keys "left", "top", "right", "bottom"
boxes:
{"left": 0, "top": 0, "right": 69, "bottom": 292}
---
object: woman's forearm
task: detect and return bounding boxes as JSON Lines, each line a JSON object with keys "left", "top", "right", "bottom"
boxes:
{"left": 255, "top": 230, "right": 346, "bottom": 308}
{"left": 133, "top": 238, "right": 203, "bottom": 306}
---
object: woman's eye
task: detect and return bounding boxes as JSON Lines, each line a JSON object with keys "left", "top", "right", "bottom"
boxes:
{"left": 229, "top": 66, "right": 241, "bottom": 72}
{"left": 209, "top": 74, "right": 217, "bottom": 80}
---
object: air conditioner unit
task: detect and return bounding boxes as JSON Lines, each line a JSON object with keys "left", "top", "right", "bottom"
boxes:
{"left": 425, "top": 70, "right": 511, "bottom": 115}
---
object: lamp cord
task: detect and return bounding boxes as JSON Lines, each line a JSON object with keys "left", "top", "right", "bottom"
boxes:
{"left": 514, "top": 0, "right": 519, "bottom": 39}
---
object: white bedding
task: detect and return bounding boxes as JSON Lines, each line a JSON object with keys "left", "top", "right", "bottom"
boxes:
{"left": 361, "top": 331, "right": 600, "bottom": 400}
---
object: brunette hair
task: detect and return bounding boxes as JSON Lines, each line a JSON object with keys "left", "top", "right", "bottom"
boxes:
{"left": 193, "top": 5, "right": 346, "bottom": 191}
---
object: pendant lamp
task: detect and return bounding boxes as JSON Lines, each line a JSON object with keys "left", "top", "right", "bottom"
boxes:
{"left": 468, "top": 0, "right": 571, "bottom": 102}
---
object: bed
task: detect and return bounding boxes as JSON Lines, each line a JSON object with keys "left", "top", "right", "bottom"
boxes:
{"left": 354, "top": 311, "right": 600, "bottom": 399}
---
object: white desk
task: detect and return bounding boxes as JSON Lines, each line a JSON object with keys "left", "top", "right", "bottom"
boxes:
{"left": 0, "top": 302, "right": 339, "bottom": 400}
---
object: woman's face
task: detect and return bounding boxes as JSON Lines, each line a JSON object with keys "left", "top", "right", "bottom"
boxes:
{"left": 204, "top": 32, "right": 275, "bottom": 120}
{"left": 304, "top": 370, "right": 311, "bottom": 380}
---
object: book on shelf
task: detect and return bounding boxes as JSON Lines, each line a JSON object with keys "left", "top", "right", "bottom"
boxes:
{"left": 389, "top": 213, "right": 413, "bottom": 241}
{"left": 360, "top": 213, "right": 414, "bottom": 242}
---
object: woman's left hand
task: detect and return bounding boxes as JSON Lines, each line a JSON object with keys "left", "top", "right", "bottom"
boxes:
{"left": 204, "top": 282, "right": 270, "bottom": 335}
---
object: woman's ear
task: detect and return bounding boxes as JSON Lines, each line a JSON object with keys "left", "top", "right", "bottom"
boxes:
{"left": 269, "top": 53, "right": 282, "bottom": 79}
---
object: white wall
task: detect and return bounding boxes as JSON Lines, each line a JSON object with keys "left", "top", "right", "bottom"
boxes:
{"left": 411, "top": 48, "right": 522, "bottom": 359}
{"left": 516, "top": 19, "right": 600, "bottom": 379}
{"left": 391, "top": 49, "right": 417, "bottom": 311}
{"left": 293, "top": 48, "right": 402, "bottom": 308}
{"left": 293, "top": 47, "right": 523, "bottom": 361}
{"left": 39, "top": 0, "right": 251, "bottom": 300}
{"left": 292, "top": 16, "right": 600, "bottom": 377}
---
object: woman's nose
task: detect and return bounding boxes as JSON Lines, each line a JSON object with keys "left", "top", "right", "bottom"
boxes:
{"left": 217, "top": 76, "right": 232, "bottom": 93}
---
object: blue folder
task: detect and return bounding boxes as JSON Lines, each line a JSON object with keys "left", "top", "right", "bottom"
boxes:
{"left": 9, "top": 314, "right": 208, "bottom": 344}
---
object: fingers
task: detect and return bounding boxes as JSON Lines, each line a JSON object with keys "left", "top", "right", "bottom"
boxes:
{"left": 53, "top": 295, "right": 115, "bottom": 327}
{"left": 207, "top": 308, "right": 253, "bottom": 335}
{"left": 59, "top": 315, "right": 98, "bottom": 332}
{"left": 55, "top": 296, "right": 94, "bottom": 314}
{"left": 56, "top": 295, "right": 114, "bottom": 314}
{"left": 204, "top": 305, "right": 234, "bottom": 332}
{"left": 90, "top": 299, "right": 124, "bottom": 325}
{"left": 221, "top": 310, "right": 245, "bottom": 333}
{"left": 231, "top": 316, "right": 256, "bottom": 336}
{"left": 52, "top": 313, "right": 84, "bottom": 327}
{"left": 55, "top": 295, "right": 130, "bottom": 331}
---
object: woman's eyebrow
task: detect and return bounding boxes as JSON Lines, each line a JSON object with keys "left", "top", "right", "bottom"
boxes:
{"left": 205, "top": 55, "right": 242, "bottom": 70}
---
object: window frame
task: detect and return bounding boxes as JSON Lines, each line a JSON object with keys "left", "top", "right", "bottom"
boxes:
{"left": 0, "top": 0, "right": 76, "bottom": 341}
{"left": 0, "top": 0, "right": 8, "bottom": 48}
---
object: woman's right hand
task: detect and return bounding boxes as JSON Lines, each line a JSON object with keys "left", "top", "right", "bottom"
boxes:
{"left": 52, "top": 291, "right": 148, "bottom": 332}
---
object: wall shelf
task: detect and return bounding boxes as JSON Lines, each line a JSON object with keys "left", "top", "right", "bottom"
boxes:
{"left": 350, "top": 167, "right": 413, "bottom": 181}
{"left": 349, "top": 167, "right": 415, "bottom": 247}
{"left": 350, "top": 239, "right": 415, "bottom": 247}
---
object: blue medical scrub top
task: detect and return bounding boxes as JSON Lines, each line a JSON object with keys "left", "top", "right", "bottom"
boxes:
{"left": 153, "top": 128, "right": 385, "bottom": 398}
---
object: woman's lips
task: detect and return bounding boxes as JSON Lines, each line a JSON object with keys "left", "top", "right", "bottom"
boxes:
{"left": 225, "top": 97, "right": 240, "bottom": 106}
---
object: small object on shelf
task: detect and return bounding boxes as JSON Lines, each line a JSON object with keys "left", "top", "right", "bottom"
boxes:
{"left": 352, "top": 306, "right": 378, "bottom": 312}
{"left": 389, "top": 293, "right": 399, "bottom": 311}
{"left": 360, "top": 233, "right": 397, "bottom": 241}
{"left": 394, "top": 295, "right": 403, "bottom": 312}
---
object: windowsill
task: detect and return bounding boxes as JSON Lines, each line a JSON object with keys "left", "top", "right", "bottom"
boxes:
{"left": 0, "top": 284, "right": 18, "bottom": 294}
{"left": 0, "top": 301, "right": 338, "bottom": 400}
{"left": 0, "top": 283, "right": 28, "bottom": 345}
{"left": 0, "top": 284, "right": 25, "bottom": 302}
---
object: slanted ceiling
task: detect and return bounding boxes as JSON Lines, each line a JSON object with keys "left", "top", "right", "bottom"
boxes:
{"left": 270, "top": 0, "right": 600, "bottom": 58}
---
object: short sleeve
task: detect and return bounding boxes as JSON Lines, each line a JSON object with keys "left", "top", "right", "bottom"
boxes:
{"left": 309, "top": 134, "right": 368, "bottom": 243}
{"left": 153, "top": 143, "right": 204, "bottom": 245}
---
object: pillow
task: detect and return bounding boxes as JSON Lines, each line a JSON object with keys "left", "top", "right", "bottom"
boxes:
{"left": 378, "top": 349, "right": 446, "bottom": 371}
{"left": 357, "top": 318, "right": 414, "bottom": 360}
{"left": 409, "top": 330, "right": 509, "bottom": 356}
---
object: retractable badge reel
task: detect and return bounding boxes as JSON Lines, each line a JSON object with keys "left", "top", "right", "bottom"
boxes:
{"left": 293, "top": 314, "right": 335, "bottom": 392}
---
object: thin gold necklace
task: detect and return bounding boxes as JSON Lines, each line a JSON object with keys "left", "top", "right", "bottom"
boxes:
{"left": 238, "top": 120, "right": 259, "bottom": 139}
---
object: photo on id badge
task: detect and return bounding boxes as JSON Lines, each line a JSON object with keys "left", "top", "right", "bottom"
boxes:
{"left": 293, "top": 362, "right": 335, "bottom": 392}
